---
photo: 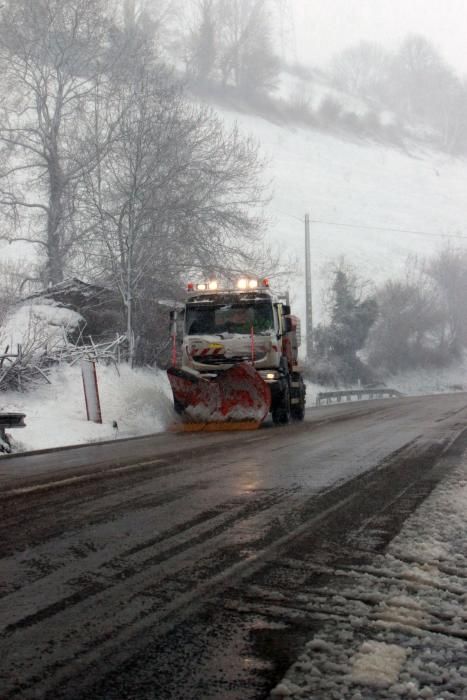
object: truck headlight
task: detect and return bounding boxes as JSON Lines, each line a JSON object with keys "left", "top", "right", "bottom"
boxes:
{"left": 261, "top": 370, "right": 279, "bottom": 380}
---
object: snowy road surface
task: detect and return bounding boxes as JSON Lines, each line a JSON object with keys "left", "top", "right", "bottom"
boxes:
{"left": 1, "top": 394, "right": 467, "bottom": 699}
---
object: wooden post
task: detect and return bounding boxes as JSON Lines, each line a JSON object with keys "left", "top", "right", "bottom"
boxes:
{"left": 81, "top": 359, "right": 103, "bottom": 423}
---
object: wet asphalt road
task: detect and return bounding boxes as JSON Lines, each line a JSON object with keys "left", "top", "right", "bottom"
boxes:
{"left": 1, "top": 393, "right": 467, "bottom": 699}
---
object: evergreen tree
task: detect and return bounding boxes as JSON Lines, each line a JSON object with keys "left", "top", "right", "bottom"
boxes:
{"left": 315, "top": 266, "right": 378, "bottom": 383}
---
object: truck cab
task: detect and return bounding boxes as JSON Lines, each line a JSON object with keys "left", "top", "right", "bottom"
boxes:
{"left": 183, "top": 287, "right": 283, "bottom": 374}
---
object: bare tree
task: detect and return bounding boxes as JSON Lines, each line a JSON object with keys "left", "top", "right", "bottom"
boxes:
{"left": 217, "top": 0, "right": 279, "bottom": 93}
{"left": 0, "top": 0, "right": 112, "bottom": 285}
{"left": 121, "top": 0, "right": 183, "bottom": 62}
{"left": 329, "top": 34, "right": 467, "bottom": 154}
{"left": 389, "top": 35, "right": 453, "bottom": 121}
{"left": 0, "top": 260, "right": 37, "bottom": 327}
{"left": 367, "top": 264, "right": 448, "bottom": 373}
{"left": 330, "top": 41, "right": 391, "bottom": 98}
{"left": 432, "top": 77, "right": 467, "bottom": 154}
{"left": 81, "top": 64, "right": 269, "bottom": 364}
{"left": 427, "top": 248, "right": 467, "bottom": 357}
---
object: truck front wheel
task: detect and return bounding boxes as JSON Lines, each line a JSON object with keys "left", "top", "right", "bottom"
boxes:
{"left": 290, "top": 373, "right": 306, "bottom": 421}
{"left": 272, "top": 382, "right": 291, "bottom": 425}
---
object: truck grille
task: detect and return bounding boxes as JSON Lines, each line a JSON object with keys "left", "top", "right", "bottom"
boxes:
{"left": 193, "top": 353, "right": 266, "bottom": 365}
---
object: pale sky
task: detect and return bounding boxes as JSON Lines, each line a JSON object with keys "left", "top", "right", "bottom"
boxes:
{"left": 289, "top": 0, "right": 467, "bottom": 76}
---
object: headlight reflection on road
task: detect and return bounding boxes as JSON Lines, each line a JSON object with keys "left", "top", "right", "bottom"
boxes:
{"left": 233, "top": 460, "right": 263, "bottom": 494}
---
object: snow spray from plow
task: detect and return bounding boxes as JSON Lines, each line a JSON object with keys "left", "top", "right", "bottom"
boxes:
{"left": 167, "top": 363, "right": 271, "bottom": 431}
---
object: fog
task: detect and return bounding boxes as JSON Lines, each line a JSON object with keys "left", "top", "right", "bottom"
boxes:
{"left": 290, "top": 0, "right": 467, "bottom": 75}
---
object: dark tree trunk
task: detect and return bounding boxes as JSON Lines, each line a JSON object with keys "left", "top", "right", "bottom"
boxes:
{"left": 46, "top": 150, "right": 65, "bottom": 285}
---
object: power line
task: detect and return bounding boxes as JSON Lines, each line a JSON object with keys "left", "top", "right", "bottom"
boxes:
{"left": 310, "top": 219, "right": 467, "bottom": 240}
{"left": 275, "top": 210, "right": 467, "bottom": 240}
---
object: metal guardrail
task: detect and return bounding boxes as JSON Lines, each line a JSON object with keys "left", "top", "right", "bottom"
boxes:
{"left": 316, "top": 388, "right": 403, "bottom": 406}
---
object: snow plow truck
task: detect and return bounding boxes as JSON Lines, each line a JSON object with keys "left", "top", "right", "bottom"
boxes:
{"left": 167, "top": 276, "right": 306, "bottom": 430}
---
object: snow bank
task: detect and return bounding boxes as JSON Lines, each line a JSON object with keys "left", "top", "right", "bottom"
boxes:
{"left": 0, "top": 363, "right": 173, "bottom": 453}
{"left": 0, "top": 298, "right": 175, "bottom": 453}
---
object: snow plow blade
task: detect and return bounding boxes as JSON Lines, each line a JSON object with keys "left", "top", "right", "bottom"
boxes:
{"left": 167, "top": 363, "right": 271, "bottom": 430}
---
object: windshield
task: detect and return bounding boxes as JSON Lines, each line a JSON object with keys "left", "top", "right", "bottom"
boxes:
{"left": 186, "top": 302, "right": 274, "bottom": 336}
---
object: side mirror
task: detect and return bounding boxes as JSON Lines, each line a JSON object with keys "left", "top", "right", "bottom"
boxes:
{"left": 284, "top": 317, "right": 293, "bottom": 333}
{"left": 169, "top": 310, "right": 178, "bottom": 322}
{"left": 283, "top": 304, "right": 291, "bottom": 316}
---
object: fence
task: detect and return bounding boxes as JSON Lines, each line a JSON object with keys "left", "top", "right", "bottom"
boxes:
{"left": 0, "top": 334, "right": 127, "bottom": 392}
{"left": 316, "top": 388, "right": 403, "bottom": 406}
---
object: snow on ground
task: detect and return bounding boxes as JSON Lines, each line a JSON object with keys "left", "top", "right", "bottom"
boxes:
{"left": 0, "top": 363, "right": 173, "bottom": 453}
{"left": 271, "top": 448, "right": 467, "bottom": 698}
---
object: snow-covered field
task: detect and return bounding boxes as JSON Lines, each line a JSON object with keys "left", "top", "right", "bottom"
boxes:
{"left": 272, "top": 447, "right": 467, "bottom": 699}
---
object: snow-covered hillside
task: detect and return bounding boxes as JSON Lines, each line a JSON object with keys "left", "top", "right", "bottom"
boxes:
{"left": 216, "top": 104, "right": 467, "bottom": 323}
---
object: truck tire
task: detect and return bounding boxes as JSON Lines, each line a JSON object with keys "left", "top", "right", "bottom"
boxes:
{"left": 173, "top": 398, "right": 184, "bottom": 415}
{"left": 272, "top": 382, "right": 291, "bottom": 425}
{"left": 291, "top": 373, "right": 306, "bottom": 421}
{"left": 291, "top": 403, "right": 305, "bottom": 421}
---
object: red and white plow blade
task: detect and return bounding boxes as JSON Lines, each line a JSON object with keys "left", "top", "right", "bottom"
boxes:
{"left": 167, "top": 363, "right": 271, "bottom": 428}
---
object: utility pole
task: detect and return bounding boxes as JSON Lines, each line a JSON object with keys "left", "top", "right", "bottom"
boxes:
{"left": 305, "top": 213, "right": 313, "bottom": 360}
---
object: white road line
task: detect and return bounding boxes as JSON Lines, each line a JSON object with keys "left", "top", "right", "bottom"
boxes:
{"left": 4, "top": 458, "right": 166, "bottom": 496}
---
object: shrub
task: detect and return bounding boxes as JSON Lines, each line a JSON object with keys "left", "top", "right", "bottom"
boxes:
{"left": 317, "top": 96, "right": 343, "bottom": 126}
